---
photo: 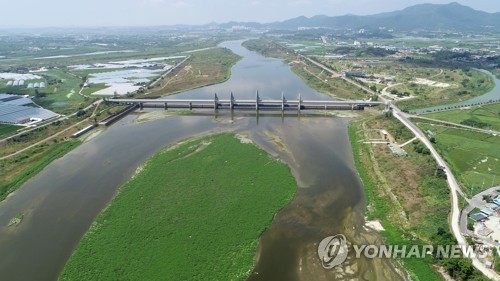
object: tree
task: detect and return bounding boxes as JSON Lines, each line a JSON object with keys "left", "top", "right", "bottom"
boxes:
{"left": 76, "top": 109, "right": 86, "bottom": 117}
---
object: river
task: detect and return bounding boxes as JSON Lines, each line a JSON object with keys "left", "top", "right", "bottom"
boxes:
{"left": 0, "top": 40, "right": 404, "bottom": 280}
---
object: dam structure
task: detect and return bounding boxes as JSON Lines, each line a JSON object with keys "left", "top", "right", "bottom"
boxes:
{"left": 106, "top": 92, "right": 383, "bottom": 112}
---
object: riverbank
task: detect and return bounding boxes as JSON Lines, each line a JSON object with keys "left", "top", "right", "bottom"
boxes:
{"left": 0, "top": 47, "right": 242, "bottom": 204}
{"left": 59, "top": 133, "right": 297, "bottom": 280}
{"left": 410, "top": 69, "right": 500, "bottom": 114}
{"left": 349, "top": 115, "right": 488, "bottom": 280}
{"left": 0, "top": 139, "right": 81, "bottom": 201}
{"left": 242, "top": 39, "right": 368, "bottom": 100}
{"left": 144, "top": 47, "right": 241, "bottom": 97}
{"left": 0, "top": 103, "right": 127, "bottom": 202}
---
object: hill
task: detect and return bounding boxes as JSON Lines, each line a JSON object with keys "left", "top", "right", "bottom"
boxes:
{"left": 222, "top": 2, "right": 500, "bottom": 32}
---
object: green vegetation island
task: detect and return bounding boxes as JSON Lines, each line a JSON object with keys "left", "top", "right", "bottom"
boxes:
{"left": 1, "top": 20, "right": 499, "bottom": 280}
{"left": 60, "top": 134, "right": 297, "bottom": 280}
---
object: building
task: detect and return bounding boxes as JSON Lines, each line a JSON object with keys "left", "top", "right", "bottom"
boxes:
{"left": 492, "top": 198, "right": 500, "bottom": 206}
{"left": 470, "top": 212, "right": 488, "bottom": 222}
{"left": 486, "top": 203, "right": 499, "bottom": 211}
{"left": 0, "top": 94, "right": 58, "bottom": 124}
{"left": 480, "top": 208, "right": 495, "bottom": 216}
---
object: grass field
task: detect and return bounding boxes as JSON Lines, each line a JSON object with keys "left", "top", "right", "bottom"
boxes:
{"left": 80, "top": 83, "right": 107, "bottom": 96}
{"left": 0, "top": 113, "right": 91, "bottom": 158}
{"left": 60, "top": 134, "right": 297, "bottom": 280}
{"left": 315, "top": 53, "right": 494, "bottom": 111}
{"left": 395, "top": 69, "right": 494, "bottom": 111}
{"left": 416, "top": 123, "right": 500, "bottom": 196}
{"left": 0, "top": 69, "right": 91, "bottom": 115}
{"left": 288, "top": 61, "right": 369, "bottom": 100}
{"left": 0, "top": 139, "right": 81, "bottom": 201}
{"left": 145, "top": 48, "right": 240, "bottom": 96}
{"left": 349, "top": 121, "right": 443, "bottom": 280}
{"left": 423, "top": 103, "right": 500, "bottom": 131}
{"left": 0, "top": 124, "right": 23, "bottom": 137}
{"left": 349, "top": 116, "right": 487, "bottom": 280}
{"left": 33, "top": 69, "right": 91, "bottom": 114}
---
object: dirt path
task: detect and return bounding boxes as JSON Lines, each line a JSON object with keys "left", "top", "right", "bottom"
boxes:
{"left": 0, "top": 101, "right": 101, "bottom": 160}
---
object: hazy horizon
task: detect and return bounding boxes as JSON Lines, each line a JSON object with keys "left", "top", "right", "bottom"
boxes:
{"left": 1, "top": 0, "right": 499, "bottom": 28}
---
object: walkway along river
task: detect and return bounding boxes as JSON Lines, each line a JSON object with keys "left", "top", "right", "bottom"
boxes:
{"left": 0, "top": 40, "right": 404, "bottom": 280}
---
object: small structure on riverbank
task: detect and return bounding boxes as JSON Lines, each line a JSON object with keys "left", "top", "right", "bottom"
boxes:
{"left": 470, "top": 212, "right": 488, "bottom": 222}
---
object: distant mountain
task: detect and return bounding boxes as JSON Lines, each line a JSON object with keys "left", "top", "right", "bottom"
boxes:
{"left": 225, "top": 2, "right": 500, "bottom": 32}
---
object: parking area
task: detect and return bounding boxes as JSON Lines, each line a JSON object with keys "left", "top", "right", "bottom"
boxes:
{"left": 467, "top": 188, "right": 500, "bottom": 244}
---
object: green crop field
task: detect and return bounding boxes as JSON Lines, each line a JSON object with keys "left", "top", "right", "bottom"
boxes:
{"left": 0, "top": 124, "right": 23, "bottom": 137}
{"left": 417, "top": 123, "right": 500, "bottom": 195}
{"left": 60, "top": 134, "right": 297, "bottom": 280}
{"left": 80, "top": 83, "right": 108, "bottom": 96}
{"left": 423, "top": 103, "right": 500, "bottom": 131}
{"left": 32, "top": 69, "right": 90, "bottom": 114}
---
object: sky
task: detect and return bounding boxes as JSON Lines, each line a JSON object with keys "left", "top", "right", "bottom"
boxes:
{"left": 0, "top": 0, "right": 499, "bottom": 27}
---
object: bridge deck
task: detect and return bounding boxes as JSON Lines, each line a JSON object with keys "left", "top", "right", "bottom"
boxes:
{"left": 105, "top": 93, "right": 384, "bottom": 111}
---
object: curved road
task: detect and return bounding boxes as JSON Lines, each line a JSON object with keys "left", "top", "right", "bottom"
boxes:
{"left": 393, "top": 107, "right": 499, "bottom": 280}
{"left": 297, "top": 54, "right": 500, "bottom": 279}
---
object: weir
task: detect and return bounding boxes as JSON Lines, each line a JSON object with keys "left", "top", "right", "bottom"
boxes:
{"left": 105, "top": 92, "right": 383, "bottom": 112}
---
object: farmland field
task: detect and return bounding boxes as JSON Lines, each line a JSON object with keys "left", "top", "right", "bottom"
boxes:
{"left": 0, "top": 124, "right": 23, "bottom": 137}
{"left": 417, "top": 123, "right": 500, "bottom": 195}
{"left": 60, "top": 133, "right": 297, "bottom": 280}
{"left": 422, "top": 103, "right": 500, "bottom": 131}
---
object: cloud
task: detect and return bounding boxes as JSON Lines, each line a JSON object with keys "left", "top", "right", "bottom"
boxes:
{"left": 250, "top": 1, "right": 261, "bottom": 6}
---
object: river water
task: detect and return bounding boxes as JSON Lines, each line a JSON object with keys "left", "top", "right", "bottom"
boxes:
{"left": 0, "top": 40, "right": 404, "bottom": 280}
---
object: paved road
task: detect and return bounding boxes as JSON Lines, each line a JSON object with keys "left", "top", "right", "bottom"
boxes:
{"left": 393, "top": 107, "right": 500, "bottom": 280}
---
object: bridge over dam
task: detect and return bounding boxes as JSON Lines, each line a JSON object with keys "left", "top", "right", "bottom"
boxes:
{"left": 105, "top": 92, "right": 384, "bottom": 112}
